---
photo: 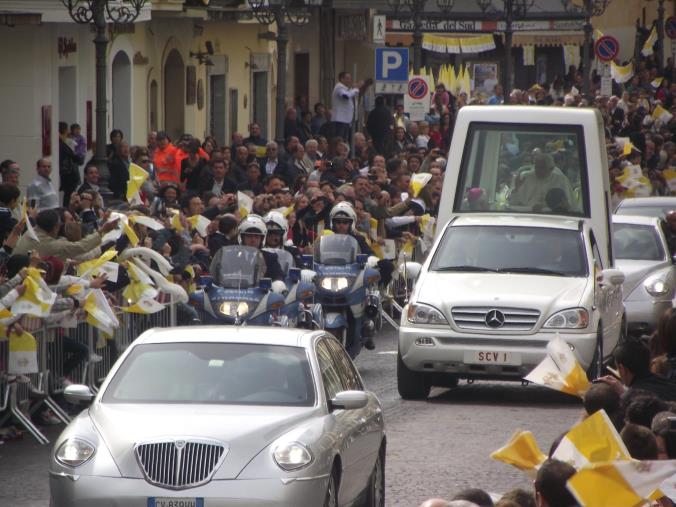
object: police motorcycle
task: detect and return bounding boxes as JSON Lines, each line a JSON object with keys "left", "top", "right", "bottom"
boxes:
{"left": 191, "top": 216, "right": 288, "bottom": 325}
{"left": 307, "top": 202, "right": 381, "bottom": 358}
{"left": 262, "top": 211, "right": 322, "bottom": 329}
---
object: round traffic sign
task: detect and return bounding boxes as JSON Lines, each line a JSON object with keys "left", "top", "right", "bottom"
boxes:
{"left": 408, "top": 78, "right": 429, "bottom": 100}
{"left": 594, "top": 35, "right": 620, "bottom": 62}
{"left": 667, "top": 16, "right": 676, "bottom": 40}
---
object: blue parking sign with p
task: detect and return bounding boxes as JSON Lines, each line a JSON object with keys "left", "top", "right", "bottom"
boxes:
{"left": 375, "top": 48, "right": 409, "bottom": 82}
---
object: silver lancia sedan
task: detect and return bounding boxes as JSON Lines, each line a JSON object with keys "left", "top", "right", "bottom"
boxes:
{"left": 50, "top": 327, "right": 385, "bottom": 507}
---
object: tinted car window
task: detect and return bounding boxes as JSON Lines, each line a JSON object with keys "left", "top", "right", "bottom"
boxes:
{"left": 430, "top": 225, "right": 588, "bottom": 277}
{"left": 316, "top": 339, "right": 344, "bottom": 400}
{"left": 103, "top": 343, "right": 315, "bottom": 406}
{"left": 326, "top": 338, "right": 363, "bottom": 391}
{"left": 613, "top": 223, "right": 665, "bottom": 261}
{"left": 615, "top": 205, "right": 674, "bottom": 218}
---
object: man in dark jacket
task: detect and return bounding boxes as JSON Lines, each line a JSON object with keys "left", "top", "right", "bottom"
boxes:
{"left": 58, "top": 121, "right": 83, "bottom": 207}
{"left": 609, "top": 339, "right": 676, "bottom": 401}
{"left": 366, "top": 96, "right": 394, "bottom": 156}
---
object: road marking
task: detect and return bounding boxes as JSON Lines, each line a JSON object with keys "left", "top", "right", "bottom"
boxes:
{"left": 377, "top": 350, "right": 398, "bottom": 355}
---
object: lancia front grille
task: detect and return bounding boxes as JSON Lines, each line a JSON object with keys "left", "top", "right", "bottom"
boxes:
{"left": 135, "top": 438, "right": 227, "bottom": 489}
{"left": 451, "top": 307, "right": 540, "bottom": 331}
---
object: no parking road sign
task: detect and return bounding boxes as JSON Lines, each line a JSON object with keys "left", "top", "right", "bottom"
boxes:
{"left": 666, "top": 17, "right": 676, "bottom": 40}
{"left": 594, "top": 35, "right": 619, "bottom": 62}
{"left": 404, "top": 76, "right": 431, "bottom": 122}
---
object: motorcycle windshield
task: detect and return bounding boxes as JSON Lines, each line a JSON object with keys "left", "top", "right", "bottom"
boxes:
{"left": 217, "top": 246, "right": 263, "bottom": 289}
{"left": 264, "top": 247, "right": 294, "bottom": 274}
{"left": 315, "top": 234, "right": 359, "bottom": 265}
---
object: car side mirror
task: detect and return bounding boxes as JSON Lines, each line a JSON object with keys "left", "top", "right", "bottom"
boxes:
{"left": 400, "top": 262, "right": 423, "bottom": 280}
{"left": 329, "top": 390, "right": 368, "bottom": 411}
{"left": 64, "top": 384, "right": 95, "bottom": 404}
{"left": 600, "top": 268, "right": 625, "bottom": 286}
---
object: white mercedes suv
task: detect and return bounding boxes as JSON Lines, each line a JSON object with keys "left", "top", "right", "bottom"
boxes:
{"left": 397, "top": 214, "right": 625, "bottom": 399}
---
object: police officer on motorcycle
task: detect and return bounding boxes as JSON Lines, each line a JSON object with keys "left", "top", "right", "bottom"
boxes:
{"left": 327, "top": 201, "right": 377, "bottom": 352}
{"left": 263, "top": 211, "right": 302, "bottom": 268}
{"left": 211, "top": 214, "right": 286, "bottom": 288}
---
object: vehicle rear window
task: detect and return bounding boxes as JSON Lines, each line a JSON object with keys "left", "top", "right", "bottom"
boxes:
{"left": 613, "top": 223, "right": 665, "bottom": 261}
{"left": 455, "top": 123, "right": 588, "bottom": 217}
{"left": 430, "top": 225, "right": 588, "bottom": 277}
{"left": 103, "top": 343, "right": 315, "bottom": 406}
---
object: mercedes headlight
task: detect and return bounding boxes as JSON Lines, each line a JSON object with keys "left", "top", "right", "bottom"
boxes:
{"left": 55, "top": 438, "right": 96, "bottom": 468}
{"left": 320, "top": 277, "right": 350, "bottom": 292}
{"left": 407, "top": 303, "right": 448, "bottom": 326}
{"left": 645, "top": 277, "right": 670, "bottom": 297}
{"left": 273, "top": 442, "right": 313, "bottom": 471}
{"left": 544, "top": 308, "right": 589, "bottom": 329}
{"left": 219, "top": 301, "right": 249, "bottom": 317}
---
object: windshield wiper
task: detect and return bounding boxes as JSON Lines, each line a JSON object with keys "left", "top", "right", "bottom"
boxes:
{"left": 434, "top": 265, "right": 499, "bottom": 272}
{"left": 501, "top": 267, "right": 568, "bottom": 277}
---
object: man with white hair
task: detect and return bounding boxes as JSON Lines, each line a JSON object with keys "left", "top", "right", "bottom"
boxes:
{"left": 305, "top": 139, "right": 320, "bottom": 162}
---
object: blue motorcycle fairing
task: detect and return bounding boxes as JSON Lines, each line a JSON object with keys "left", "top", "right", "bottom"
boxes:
{"left": 324, "top": 312, "right": 347, "bottom": 329}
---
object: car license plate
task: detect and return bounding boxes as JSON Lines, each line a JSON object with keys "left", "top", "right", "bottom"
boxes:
{"left": 464, "top": 351, "right": 521, "bottom": 365}
{"left": 148, "top": 498, "right": 204, "bottom": 507}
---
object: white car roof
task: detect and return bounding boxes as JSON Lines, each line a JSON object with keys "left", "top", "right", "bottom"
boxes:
{"left": 612, "top": 214, "right": 663, "bottom": 227}
{"left": 448, "top": 213, "right": 582, "bottom": 231}
{"left": 618, "top": 197, "right": 676, "bottom": 207}
{"left": 134, "top": 326, "right": 316, "bottom": 348}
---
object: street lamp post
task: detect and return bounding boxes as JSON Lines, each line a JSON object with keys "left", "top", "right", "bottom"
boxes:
{"left": 61, "top": 0, "right": 147, "bottom": 195}
{"left": 248, "top": 0, "right": 322, "bottom": 147}
{"left": 562, "top": 0, "right": 611, "bottom": 96}
{"left": 656, "top": 0, "right": 665, "bottom": 69}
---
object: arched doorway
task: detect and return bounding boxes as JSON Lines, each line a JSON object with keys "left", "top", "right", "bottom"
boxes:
{"left": 164, "top": 49, "right": 185, "bottom": 141}
{"left": 112, "top": 51, "right": 132, "bottom": 141}
{"left": 149, "top": 79, "right": 158, "bottom": 132}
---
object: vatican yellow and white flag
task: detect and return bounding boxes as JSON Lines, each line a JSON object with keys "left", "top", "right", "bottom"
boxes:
{"left": 641, "top": 25, "right": 657, "bottom": 57}
{"left": 126, "top": 162, "right": 149, "bottom": 203}
{"left": 20, "top": 197, "right": 38, "bottom": 242}
{"left": 410, "top": 173, "right": 432, "bottom": 198}
{"left": 552, "top": 409, "right": 631, "bottom": 469}
{"left": 611, "top": 61, "right": 634, "bottom": 84}
{"left": 663, "top": 168, "right": 676, "bottom": 193}
{"left": 128, "top": 214, "right": 164, "bottom": 231}
{"left": 84, "top": 289, "right": 119, "bottom": 336}
{"left": 490, "top": 430, "right": 547, "bottom": 478}
{"left": 187, "top": 214, "right": 211, "bottom": 237}
{"left": 170, "top": 210, "right": 184, "bottom": 232}
{"left": 651, "top": 77, "right": 664, "bottom": 89}
{"left": 237, "top": 191, "right": 253, "bottom": 218}
{"left": 77, "top": 249, "right": 118, "bottom": 278}
{"left": 652, "top": 104, "right": 674, "bottom": 124}
{"left": 11, "top": 268, "right": 57, "bottom": 317}
{"left": 122, "top": 297, "right": 165, "bottom": 315}
{"left": 8, "top": 330, "right": 38, "bottom": 374}
{"left": 524, "top": 335, "right": 590, "bottom": 397}
{"left": 123, "top": 222, "right": 139, "bottom": 247}
{"left": 567, "top": 460, "right": 676, "bottom": 507}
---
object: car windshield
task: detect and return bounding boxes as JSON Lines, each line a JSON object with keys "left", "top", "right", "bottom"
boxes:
{"left": 314, "top": 234, "right": 359, "bottom": 265}
{"left": 102, "top": 342, "right": 315, "bottom": 406}
{"left": 614, "top": 204, "right": 674, "bottom": 218}
{"left": 455, "top": 123, "right": 587, "bottom": 217}
{"left": 216, "top": 246, "right": 263, "bottom": 288}
{"left": 430, "top": 225, "right": 588, "bottom": 277}
{"left": 613, "top": 223, "right": 665, "bottom": 261}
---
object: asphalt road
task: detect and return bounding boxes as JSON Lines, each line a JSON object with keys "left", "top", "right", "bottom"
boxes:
{"left": 0, "top": 324, "right": 582, "bottom": 507}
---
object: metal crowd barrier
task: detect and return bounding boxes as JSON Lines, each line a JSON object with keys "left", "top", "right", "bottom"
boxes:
{"left": 0, "top": 297, "right": 177, "bottom": 444}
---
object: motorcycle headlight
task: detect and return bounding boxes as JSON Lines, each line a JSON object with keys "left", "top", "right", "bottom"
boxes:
{"left": 55, "top": 438, "right": 96, "bottom": 468}
{"left": 219, "top": 301, "right": 249, "bottom": 317}
{"left": 273, "top": 442, "right": 313, "bottom": 471}
{"left": 645, "top": 277, "right": 670, "bottom": 297}
{"left": 407, "top": 303, "right": 448, "bottom": 326}
{"left": 320, "top": 277, "right": 350, "bottom": 292}
{"left": 544, "top": 308, "right": 589, "bottom": 329}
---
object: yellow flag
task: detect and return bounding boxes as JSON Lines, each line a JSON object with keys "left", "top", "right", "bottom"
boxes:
{"left": 552, "top": 409, "right": 630, "bottom": 468}
{"left": 369, "top": 217, "right": 379, "bottom": 242}
{"left": 77, "top": 249, "right": 118, "bottom": 277}
{"left": 126, "top": 162, "right": 149, "bottom": 202}
{"left": 12, "top": 269, "right": 56, "bottom": 317}
{"left": 0, "top": 308, "right": 11, "bottom": 319}
{"left": 652, "top": 104, "right": 673, "bottom": 124}
{"left": 641, "top": 25, "right": 657, "bottom": 56}
{"left": 410, "top": 173, "right": 432, "bottom": 198}
{"left": 21, "top": 197, "right": 38, "bottom": 241}
{"left": 187, "top": 215, "right": 211, "bottom": 237}
{"left": 170, "top": 211, "right": 184, "bottom": 232}
{"left": 525, "top": 335, "right": 590, "bottom": 397}
{"left": 84, "top": 289, "right": 119, "bottom": 336}
{"left": 8, "top": 330, "right": 38, "bottom": 374}
{"left": 65, "top": 284, "right": 83, "bottom": 296}
{"left": 122, "top": 298, "right": 165, "bottom": 314}
{"left": 283, "top": 205, "right": 294, "bottom": 218}
{"left": 567, "top": 460, "right": 676, "bottom": 507}
{"left": 490, "top": 431, "right": 547, "bottom": 476}
{"left": 123, "top": 222, "right": 139, "bottom": 247}
{"left": 611, "top": 61, "right": 634, "bottom": 84}
{"left": 623, "top": 141, "right": 634, "bottom": 156}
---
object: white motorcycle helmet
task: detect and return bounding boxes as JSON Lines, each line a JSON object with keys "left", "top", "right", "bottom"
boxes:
{"left": 263, "top": 211, "right": 289, "bottom": 236}
{"left": 330, "top": 201, "right": 357, "bottom": 233}
{"left": 237, "top": 214, "right": 267, "bottom": 245}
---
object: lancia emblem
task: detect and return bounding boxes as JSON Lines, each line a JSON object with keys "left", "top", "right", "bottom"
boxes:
{"left": 485, "top": 309, "right": 505, "bottom": 328}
